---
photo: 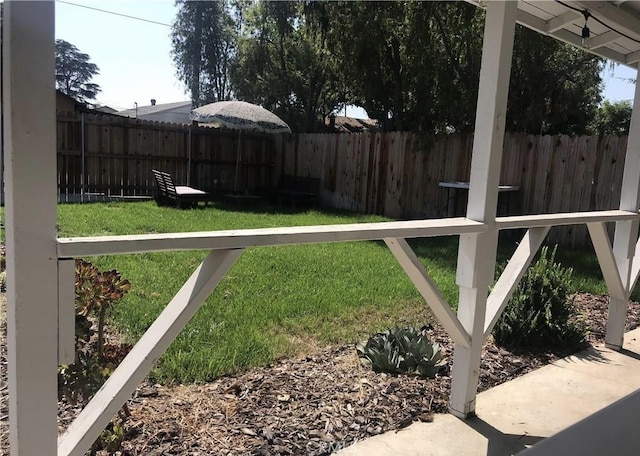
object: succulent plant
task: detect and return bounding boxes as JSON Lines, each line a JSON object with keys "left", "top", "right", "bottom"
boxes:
{"left": 356, "top": 327, "right": 446, "bottom": 378}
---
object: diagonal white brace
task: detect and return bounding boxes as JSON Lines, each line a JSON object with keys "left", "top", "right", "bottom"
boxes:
{"left": 58, "top": 248, "right": 244, "bottom": 456}
{"left": 628, "top": 233, "right": 640, "bottom": 294}
{"left": 631, "top": 235, "right": 640, "bottom": 292}
{"left": 483, "top": 227, "right": 549, "bottom": 338}
{"left": 588, "top": 222, "right": 627, "bottom": 299}
{"left": 384, "top": 237, "right": 471, "bottom": 348}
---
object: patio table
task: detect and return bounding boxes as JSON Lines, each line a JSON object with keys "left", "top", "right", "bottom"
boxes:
{"left": 439, "top": 181, "right": 520, "bottom": 217}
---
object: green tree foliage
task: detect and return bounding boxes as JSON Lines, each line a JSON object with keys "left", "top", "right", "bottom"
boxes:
{"left": 588, "top": 100, "right": 633, "bottom": 136}
{"left": 325, "top": 2, "right": 603, "bottom": 133}
{"left": 492, "top": 246, "right": 586, "bottom": 350}
{"left": 171, "top": 0, "right": 239, "bottom": 105}
{"left": 55, "top": 39, "right": 101, "bottom": 104}
{"left": 324, "top": 1, "right": 485, "bottom": 132}
{"left": 231, "top": 1, "right": 344, "bottom": 132}
{"left": 508, "top": 28, "right": 603, "bottom": 135}
{"left": 172, "top": 1, "right": 604, "bottom": 134}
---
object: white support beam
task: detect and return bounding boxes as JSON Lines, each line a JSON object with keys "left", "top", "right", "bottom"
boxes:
{"left": 517, "top": 9, "right": 548, "bottom": 32}
{"left": 546, "top": 10, "right": 581, "bottom": 33}
{"left": 57, "top": 217, "right": 487, "bottom": 258}
{"left": 58, "top": 248, "right": 244, "bottom": 456}
{"left": 58, "top": 259, "right": 77, "bottom": 365}
{"left": 550, "top": 29, "right": 628, "bottom": 65}
{"left": 496, "top": 210, "right": 638, "bottom": 230}
{"left": 627, "top": 50, "right": 640, "bottom": 66}
{"left": 384, "top": 238, "right": 471, "bottom": 348}
{"left": 587, "top": 222, "right": 626, "bottom": 300}
{"left": 575, "top": 1, "right": 640, "bottom": 41}
{"left": 514, "top": 9, "right": 629, "bottom": 66}
{"left": 449, "top": 0, "right": 517, "bottom": 419}
{"left": 608, "top": 63, "right": 640, "bottom": 349}
{"left": 4, "top": 2, "right": 58, "bottom": 455}
{"left": 589, "top": 30, "right": 622, "bottom": 50}
{"left": 483, "top": 227, "right": 549, "bottom": 338}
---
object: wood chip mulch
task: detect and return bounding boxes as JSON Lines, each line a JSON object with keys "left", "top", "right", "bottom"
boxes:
{"left": 2, "top": 293, "right": 640, "bottom": 455}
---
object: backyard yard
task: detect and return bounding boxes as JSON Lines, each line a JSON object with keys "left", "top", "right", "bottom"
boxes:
{"left": 54, "top": 200, "right": 613, "bottom": 383}
{"left": 3, "top": 200, "right": 637, "bottom": 455}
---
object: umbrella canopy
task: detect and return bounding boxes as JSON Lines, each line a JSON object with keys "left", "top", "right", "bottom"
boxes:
{"left": 190, "top": 101, "right": 291, "bottom": 134}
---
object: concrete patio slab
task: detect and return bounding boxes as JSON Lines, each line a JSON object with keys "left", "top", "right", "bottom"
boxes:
{"left": 336, "top": 328, "right": 640, "bottom": 456}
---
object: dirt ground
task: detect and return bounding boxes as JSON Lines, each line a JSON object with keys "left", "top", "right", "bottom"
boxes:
{"left": 2, "top": 293, "right": 640, "bottom": 455}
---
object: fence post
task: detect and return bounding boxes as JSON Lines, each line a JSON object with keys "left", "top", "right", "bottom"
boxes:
{"left": 187, "top": 126, "right": 192, "bottom": 186}
{"left": 81, "top": 113, "right": 85, "bottom": 202}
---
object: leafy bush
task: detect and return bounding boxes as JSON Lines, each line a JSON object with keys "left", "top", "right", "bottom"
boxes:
{"left": 58, "top": 259, "right": 131, "bottom": 455}
{"left": 492, "top": 245, "right": 586, "bottom": 350}
{"left": 59, "top": 260, "right": 131, "bottom": 404}
{"left": 356, "top": 327, "right": 446, "bottom": 378}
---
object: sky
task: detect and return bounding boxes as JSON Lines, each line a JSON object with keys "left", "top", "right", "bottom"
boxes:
{"left": 55, "top": 0, "right": 637, "bottom": 117}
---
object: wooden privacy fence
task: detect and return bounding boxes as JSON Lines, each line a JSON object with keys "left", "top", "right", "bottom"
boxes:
{"left": 56, "top": 115, "right": 628, "bottom": 247}
{"left": 274, "top": 132, "right": 629, "bottom": 247}
{"left": 56, "top": 112, "right": 277, "bottom": 199}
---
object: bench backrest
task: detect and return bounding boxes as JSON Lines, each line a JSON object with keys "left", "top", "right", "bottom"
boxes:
{"left": 152, "top": 169, "right": 177, "bottom": 198}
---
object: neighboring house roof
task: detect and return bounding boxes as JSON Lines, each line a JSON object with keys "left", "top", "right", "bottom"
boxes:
{"left": 118, "top": 101, "right": 192, "bottom": 118}
{"left": 325, "top": 115, "right": 380, "bottom": 133}
{"left": 94, "top": 105, "right": 119, "bottom": 114}
{"left": 56, "top": 90, "right": 120, "bottom": 116}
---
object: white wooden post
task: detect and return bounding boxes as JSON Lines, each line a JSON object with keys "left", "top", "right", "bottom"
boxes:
{"left": 606, "top": 65, "right": 640, "bottom": 349}
{"left": 449, "top": 0, "right": 517, "bottom": 418}
{"left": 3, "top": 1, "right": 58, "bottom": 454}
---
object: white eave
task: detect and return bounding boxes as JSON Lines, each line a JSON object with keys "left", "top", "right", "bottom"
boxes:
{"left": 466, "top": 0, "right": 640, "bottom": 68}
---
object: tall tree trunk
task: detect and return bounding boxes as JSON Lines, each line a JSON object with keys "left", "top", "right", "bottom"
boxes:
{"left": 191, "top": 2, "right": 203, "bottom": 106}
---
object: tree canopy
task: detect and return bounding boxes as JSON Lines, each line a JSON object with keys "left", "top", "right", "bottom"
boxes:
{"left": 588, "top": 100, "right": 633, "bottom": 136}
{"left": 230, "top": 1, "right": 345, "bottom": 132}
{"left": 171, "top": 0, "right": 239, "bottom": 106}
{"left": 170, "top": 1, "right": 605, "bottom": 134}
{"left": 55, "top": 39, "right": 101, "bottom": 104}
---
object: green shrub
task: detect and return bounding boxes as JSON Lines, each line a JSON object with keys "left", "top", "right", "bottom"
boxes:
{"left": 492, "top": 245, "right": 586, "bottom": 350}
{"left": 356, "top": 327, "right": 446, "bottom": 378}
{"left": 58, "top": 259, "right": 131, "bottom": 455}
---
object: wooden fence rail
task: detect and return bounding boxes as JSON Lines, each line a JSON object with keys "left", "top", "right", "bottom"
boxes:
{"left": 274, "top": 132, "right": 628, "bottom": 247}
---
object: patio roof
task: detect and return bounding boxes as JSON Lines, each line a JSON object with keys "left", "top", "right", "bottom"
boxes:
{"left": 466, "top": 0, "right": 640, "bottom": 68}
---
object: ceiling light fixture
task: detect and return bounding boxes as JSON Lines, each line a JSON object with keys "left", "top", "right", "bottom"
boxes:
{"left": 581, "top": 10, "right": 591, "bottom": 47}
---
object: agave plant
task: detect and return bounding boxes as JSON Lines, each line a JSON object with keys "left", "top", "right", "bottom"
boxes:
{"left": 356, "top": 327, "right": 446, "bottom": 378}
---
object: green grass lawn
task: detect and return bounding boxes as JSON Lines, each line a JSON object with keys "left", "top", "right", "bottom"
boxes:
{"left": 56, "top": 201, "right": 612, "bottom": 383}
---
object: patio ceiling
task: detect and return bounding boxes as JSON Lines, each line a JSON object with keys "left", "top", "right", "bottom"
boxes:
{"left": 466, "top": 0, "right": 640, "bottom": 68}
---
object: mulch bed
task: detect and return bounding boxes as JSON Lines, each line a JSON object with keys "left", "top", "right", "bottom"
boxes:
{"left": 3, "top": 293, "right": 640, "bottom": 455}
